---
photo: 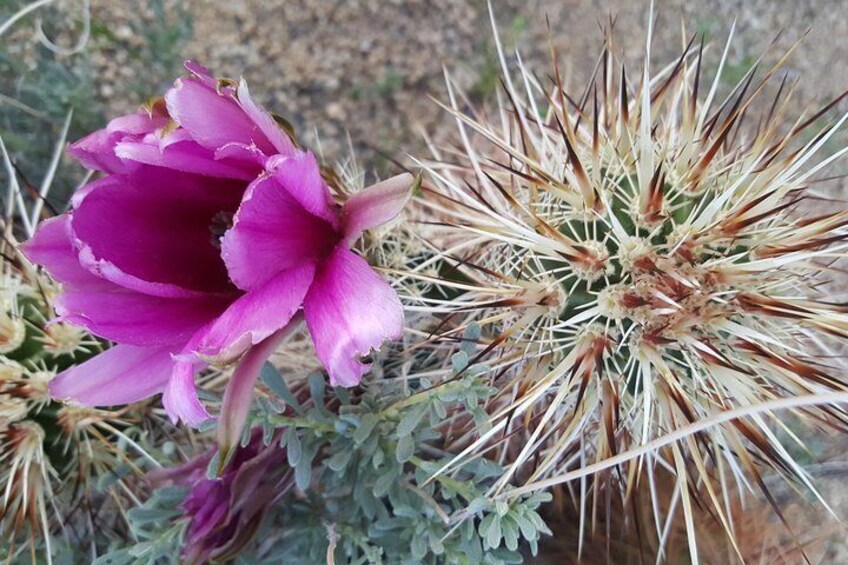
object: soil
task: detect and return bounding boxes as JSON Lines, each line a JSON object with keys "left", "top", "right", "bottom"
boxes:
{"left": 85, "top": 0, "right": 848, "bottom": 183}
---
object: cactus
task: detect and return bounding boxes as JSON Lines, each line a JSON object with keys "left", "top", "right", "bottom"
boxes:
{"left": 401, "top": 8, "right": 848, "bottom": 559}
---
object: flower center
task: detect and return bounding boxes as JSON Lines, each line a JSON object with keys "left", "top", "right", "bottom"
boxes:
{"left": 209, "top": 211, "right": 235, "bottom": 249}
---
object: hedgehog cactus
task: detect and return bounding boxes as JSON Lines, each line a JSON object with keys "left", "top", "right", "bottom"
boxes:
{"left": 1, "top": 203, "right": 153, "bottom": 563}
{"left": 407, "top": 11, "right": 848, "bottom": 558}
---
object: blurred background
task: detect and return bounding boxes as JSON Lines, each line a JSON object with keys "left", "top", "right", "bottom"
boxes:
{"left": 2, "top": 0, "right": 847, "bottom": 194}
{"left": 2, "top": 0, "right": 848, "bottom": 559}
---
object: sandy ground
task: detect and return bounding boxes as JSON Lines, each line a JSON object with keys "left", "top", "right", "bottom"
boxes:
{"left": 86, "top": 0, "right": 848, "bottom": 183}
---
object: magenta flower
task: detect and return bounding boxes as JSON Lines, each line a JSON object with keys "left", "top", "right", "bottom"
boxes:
{"left": 152, "top": 430, "right": 290, "bottom": 564}
{"left": 23, "top": 62, "right": 411, "bottom": 432}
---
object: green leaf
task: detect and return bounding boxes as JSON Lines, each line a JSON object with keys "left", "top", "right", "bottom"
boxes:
{"left": 451, "top": 351, "right": 469, "bottom": 372}
{"left": 155, "top": 486, "right": 189, "bottom": 503}
{"left": 354, "top": 413, "right": 379, "bottom": 444}
{"left": 262, "top": 421, "right": 274, "bottom": 445}
{"left": 428, "top": 529, "right": 445, "bottom": 554}
{"left": 485, "top": 515, "right": 502, "bottom": 550}
{"left": 410, "top": 532, "right": 427, "bottom": 560}
{"left": 396, "top": 402, "right": 428, "bottom": 437}
{"left": 327, "top": 448, "right": 354, "bottom": 472}
{"left": 501, "top": 515, "right": 519, "bottom": 551}
{"left": 126, "top": 507, "right": 178, "bottom": 526}
{"left": 206, "top": 452, "right": 220, "bottom": 479}
{"left": 373, "top": 465, "right": 400, "bottom": 497}
{"left": 392, "top": 504, "right": 419, "bottom": 519}
{"left": 286, "top": 428, "right": 302, "bottom": 467}
{"left": 526, "top": 510, "right": 552, "bottom": 535}
{"left": 514, "top": 513, "right": 537, "bottom": 541}
{"left": 395, "top": 434, "right": 415, "bottom": 463}
{"left": 259, "top": 362, "right": 303, "bottom": 414}
{"left": 308, "top": 372, "right": 326, "bottom": 405}
{"left": 466, "top": 497, "right": 488, "bottom": 515}
{"left": 372, "top": 446, "right": 386, "bottom": 468}
{"left": 472, "top": 407, "right": 492, "bottom": 432}
{"left": 528, "top": 537, "right": 539, "bottom": 557}
{"left": 433, "top": 399, "right": 447, "bottom": 419}
{"left": 525, "top": 492, "right": 553, "bottom": 507}
{"left": 196, "top": 418, "right": 218, "bottom": 432}
{"left": 478, "top": 512, "right": 495, "bottom": 537}
{"left": 240, "top": 424, "right": 253, "bottom": 447}
{"left": 92, "top": 551, "right": 133, "bottom": 565}
{"left": 295, "top": 458, "right": 312, "bottom": 490}
{"left": 462, "top": 322, "right": 481, "bottom": 354}
{"left": 335, "top": 386, "right": 351, "bottom": 404}
{"left": 490, "top": 547, "right": 524, "bottom": 563}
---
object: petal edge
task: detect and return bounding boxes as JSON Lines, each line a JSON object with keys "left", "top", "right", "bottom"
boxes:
{"left": 49, "top": 344, "right": 175, "bottom": 406}
{"left": 303, "top": 247, "right": 403, "bottom": 387}
{"left": 340, "top": 173, "right": 413, "bottom": 245}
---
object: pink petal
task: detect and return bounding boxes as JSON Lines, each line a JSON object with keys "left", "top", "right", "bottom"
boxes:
{"left": 107, "top": 112, "right": 169, "bottom": 135}
{"left": 115, "top": 139, "right": 257, "bottom": 181}
{"left": 25, "top": 215, "right": 228, "bottom": 347}
{"left": 71, "top": 166, "right": 244, "bottom": 296}
{"left": 221, "top": 175, "right": 337, "bottom": 291}
{"left": 340, "top": 173, "right": 413, "bottom": 244}
{"left": 67, "top": 129, "right": 130, "bottom": 174}
{"left": 55, "top": 286, "right": 229, "bottom": 347}
{"left": 165, "top": 76, "right": 276, "bottom": 154}
{"left": 217, "top": 325, "right": 297, "bottom": 462}
{"left": 163, "top": 361, "right": 211, "bottom": 427}
{"left": 303, "top": 246, "right": 404, "bottom": 387}
{"left": 215, "top": 142, "right": 270, "bottom": 169}
{"left": 183, "top": 60, "right": 217, "bottom": 87}
{"left": 69, "top": 175, "right": 120, "bottom": 208}
{"left": 266, "top": 151, "right": 338, "bottom": 225}
{"left": 236, "top": 79, "right": 296, "bottom": 157}
{"left": 49, "top": 344, "right": 175, "bottom": 406}
{"left": 22, "top": 215, "right": 101, "bottom": 287}
{"left": 196, "top": 262, "right": 316, "bottom": 362}
{"left": 68, "top": 111, "right": 168, "bottom": 174}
